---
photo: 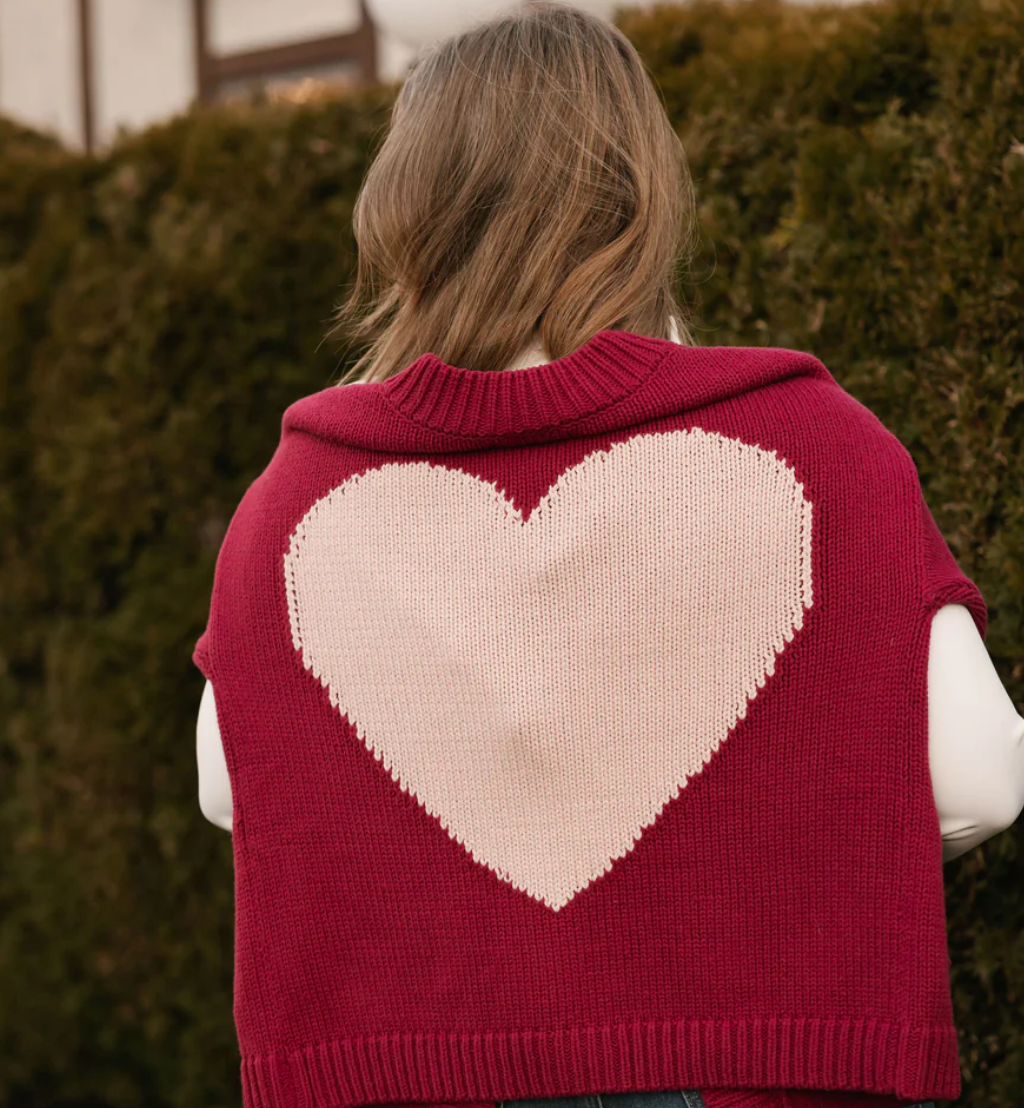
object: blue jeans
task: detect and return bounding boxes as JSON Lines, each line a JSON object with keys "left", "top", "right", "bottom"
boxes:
{"left": 498, "top": 1091, "right": 937, "bottom": 1108}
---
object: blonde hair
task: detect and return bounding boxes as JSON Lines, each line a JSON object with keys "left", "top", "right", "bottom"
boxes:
{"left": 330, "top": 0, "right": 701, "bottom": 385}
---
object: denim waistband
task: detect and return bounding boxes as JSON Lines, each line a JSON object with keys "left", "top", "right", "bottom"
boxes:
{"left": 498, "top": 1091, "right": 937, "bottom": 1108}
{"left": 499, "top": 1093, "right": 707, "bottom": 1108}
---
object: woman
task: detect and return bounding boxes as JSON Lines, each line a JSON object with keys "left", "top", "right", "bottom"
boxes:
{"left": 192, "top": 5, "right": 1024, "bottom": 1108}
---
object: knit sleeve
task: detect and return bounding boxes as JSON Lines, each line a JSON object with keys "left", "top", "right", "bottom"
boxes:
{"left": 192, "top": 513, "right": 236, "bottom": 688}
{"left": 916, "top": 481, "right": 988, "bottom": 643}
{"left": 191, "top": 466, "right": 274, "bottom": 689}
{"left": 193, "top": 626, "right": 215, "bottom": 684}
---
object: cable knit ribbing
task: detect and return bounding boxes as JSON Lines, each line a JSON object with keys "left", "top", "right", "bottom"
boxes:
{"left": 194, "top": 331, "right": 987, "bottom": 1108}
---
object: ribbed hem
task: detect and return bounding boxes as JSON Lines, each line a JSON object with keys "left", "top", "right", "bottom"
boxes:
{"left": 377, "top": 330, "right": 672, "bottom": 438}
{"left": 238, "top": 1017, "right": 959, "bottom": 1108}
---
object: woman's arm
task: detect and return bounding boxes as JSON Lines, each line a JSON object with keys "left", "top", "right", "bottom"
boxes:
{"left": 930, "top": 604, "right": 1024, "bottom": 862}
{"left": 197, "top": 678, "right": 233, "bottom": 833}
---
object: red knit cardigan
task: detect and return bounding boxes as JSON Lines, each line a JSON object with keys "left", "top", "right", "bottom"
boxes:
{"left": 193, "top": 331, "right": 987, "bottom": 1108}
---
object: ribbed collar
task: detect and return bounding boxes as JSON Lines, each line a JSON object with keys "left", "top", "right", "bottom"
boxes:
{"left": 375, "top": 329, "right": 670, "bottom": 437}
{"left": 283, "top": 331, "right": 835, "bottom": 453}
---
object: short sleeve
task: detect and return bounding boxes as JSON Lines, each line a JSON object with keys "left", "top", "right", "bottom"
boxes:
{"left": 918, "top": 487, "right": 988, "bottom": 642}
{"left": 193, "top": 627, "right": 215, "bottom": 683}
{"left": 192, "top": 481, "right": 253, "bottom": 687}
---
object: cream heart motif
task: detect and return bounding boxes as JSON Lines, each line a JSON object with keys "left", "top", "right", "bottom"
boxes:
{"left": 284, "top": 428, "right": 814, "bottom": 911}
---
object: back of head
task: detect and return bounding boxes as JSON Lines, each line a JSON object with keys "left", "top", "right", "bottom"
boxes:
{"left": 332, "top": 0, "right": 700, "bottom": 384}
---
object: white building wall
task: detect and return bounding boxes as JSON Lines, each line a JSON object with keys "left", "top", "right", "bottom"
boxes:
{"left": 208, "top": 0, "right": 362, "bottom": 55}
{"left": 0, "top": 0, "right": 696, "bottom": 150}
{"left": 92, "top": 0, "right": 196, "bottom": 148}
{"left": 376, "top": 34, "right": 417, "bottom": 84}
{"left": 0, "top": 0, "right": 82, "bottom": 147}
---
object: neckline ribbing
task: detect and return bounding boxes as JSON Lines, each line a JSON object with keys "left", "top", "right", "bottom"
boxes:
{"left": 376, "top": 330, "right": 676, "bottom": 438}
{"left": 284, "top": 338, "right": 837, "bottom": 454}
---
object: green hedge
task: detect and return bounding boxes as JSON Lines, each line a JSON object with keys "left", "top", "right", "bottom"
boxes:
{"left": 0, "top": 0, "right": 1021, "bottom": 1104}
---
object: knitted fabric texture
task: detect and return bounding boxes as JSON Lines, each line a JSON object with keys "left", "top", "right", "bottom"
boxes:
{"left": 193, "top": 330, "right": 987, "bottom": 1108}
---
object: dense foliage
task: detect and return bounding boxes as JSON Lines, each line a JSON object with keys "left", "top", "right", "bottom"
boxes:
{"left": 0, "top": 0, "right": 1020, "bottom": 1104}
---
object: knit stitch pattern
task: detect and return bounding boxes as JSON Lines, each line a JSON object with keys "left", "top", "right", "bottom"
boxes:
{"left": 193, "top": 330, "right": 987, "bottom": 1108}
{"left": 283, "top": 430, "right": 813, "bottom": 912}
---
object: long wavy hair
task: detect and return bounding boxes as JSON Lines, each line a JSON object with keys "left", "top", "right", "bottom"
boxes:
{"left": 329, "top": 0, "right": 701, "bottom": 385}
